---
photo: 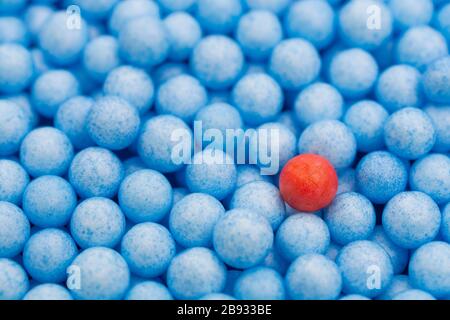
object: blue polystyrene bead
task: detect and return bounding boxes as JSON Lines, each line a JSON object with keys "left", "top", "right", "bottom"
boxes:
{"left": 337, "top": 168, "right": 356, "bottom": 195}
{"left": 0, "top": 159, "right": 29, "bottom": 205}
{"left": 389, "top": 0, "right": 434, "bottom": 31}
{"left": 284, "top": 0, "right": 335, "bottom": 49}
{"left": 410, "top": 154, "right": 450, "bottom": 205}
{"left": 137, "top": 115, "right": 193, "bottom": 173}
{"left": 269, "top": 38, "right": 321, "bottom": 91}
{"left": 384, "top": 107, "right": 436, "bottom": 160}
{"left": 326, "top": 242, "right": 341, "bottom": 262}
{"left": 235, "top": 165, "right": 273, "bottom": 188}
{"left": 69, "top": 0, "right": 119, "bottom": 21}
{"left": 55, "top": 96, "right": 95, "bottom": 149}
{"left": 31, "top": 70, "right": 80, "bottom": 118}
{"left": 5, "top": 94, "right": 39, "bottom": 129}
{"left": 436, "top": 4, "right": 450, "bottom": 43}
{"left": 82, "top": 36, "right": 120, "bottom": 82}
{"left": 442, "top": 203, "right": 450, "bottom": 243}
{"left": 236, "top": 10, "right": 282, "bottom": 61}
{"left": 298, "top": 120, "right": 357, "bottom": 169}
{"left": 108, "top": 0, "right": 160, "bottom": 36}
{"left": 375, "top": 65, "right": 423, "bottom": 113}
{"left": 324, "top": 192, "right": 376, "bottom": 246}
{"left": 22, "top": 175, "right": 77, "bottom": 228}
{"left": 338, "top": 0, "right": 393, "bottom": 51}
{"left": 0, "top": 201, "right": 30, "bottom": 258}
{"left": 396, "top": 26, "right": 448, "bottom": 71}
{"left": 370, "top": 226, "right": 409, "bottom": 274}
{"left": 118, "top": 16, "right": 169, "bottom": 68}
{"left": 69, "top": 147, "right": 124, "bottom": 198}
{"left": 70, "top": 197, "right": 126, "bottom": 249}
{"left": 185, "top": 149, "right": 237, "bottom": 201}
{"left": 196, "top": 0, "right": 242, "bottom": 34}
{"left": 234, "top": 267, "right": 285, "bottom": 300}
{"left": 275, "top": 213, "right": 330, "bottom": 262}
{"left": 393, "top": 289, "right": 436, "bottom": 300}
{"left": 169, "top": 193, "right": 225, "bottom": 248}
{"left": 0, "top": 0, "right": 26, "bottom": 14}
{"left": 213, "top": 208, "right": 273, "bottom": 269}
{"left": 409, "top": 241, "right": 450, "bottom": 298}
{"left": 0, "top": 44, "right": 33, "bottom": 94}
{"left": 344, "top": 100, "right": 389, "bottom": 153}
{"left": 0, "top": 16, "right": 29, "bottom": 45}
{"left": 294, "top": 82, "right": 344, "bottom": 129}
{"left": 23, "top": 228, "right": 78, "bottom": 283}
{"left": 0, "top": 258, "right": 29, "bottom": 300}
{"left": 152, "top": 62, "right": 188, "bottom": 86}
{"left": 337, "top": 240, "right": 394, "bottom": 298}
{"left": 200, "top": 293, "right": 236, "bottom": 300}
{"left": 329, "top": 48, "right": 379, "bottom": 99}
{"left": 0, "top": 99, "right": 30, "bottom": 156}
{"left": 382, "top": 191, "right": 441, "bottom": 249}
{"left": 118, "top": 169, "right": 173, "bottom": 224}
{"left": 191, "top": 35, "right": 244, "bottom": 90}
{"left": 23, "top": 283, "right": 73, "bottom": 300}
{"left": 424, "top": 105, "right": 450, "bottom": 153}
{"left": 377, "top": 275, "right": 413, "bottom": 300}
{"left": 24, "top": 5, "right": 54, "bottom": 43}
{"left": 125, "top": 281, "right": 173, "bottom": 300}
{"left": 156, "top": 74, "right": 208, "bottom": 123}
{"left": 20, "top": 127, "right": 74, "bottom": 178}
{"left": 231, "top": 181, "right": 286, "bottom": 230}
{"left": 121, "top": 222, "right": 176, "bottom": 278}
{"left": 164, "top": 12, "right": 202, "bottom": 62}
{"left": 167, "top": 247, "right": 227, "bottom": 300}
{"left": 69, "top": 247, "right": 130, "bottom": 300}
{"left": 285, "top": 254, "right": 342, "bottom": 300}
{"left": 356, "top": 151, "right": 408, "bottom": 204}
{"left": 243, "top": 0, "right": 291, "bottom": 16}
{"left": 422, "top": 56, "right": 450, "bottom": 105}
{"left": 38, "top": 11, "right": 88, "bottom": 66}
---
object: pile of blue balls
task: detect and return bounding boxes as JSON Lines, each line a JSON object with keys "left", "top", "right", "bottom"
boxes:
{"left": 0, "top": 0, "right": 450, "bottom": 300}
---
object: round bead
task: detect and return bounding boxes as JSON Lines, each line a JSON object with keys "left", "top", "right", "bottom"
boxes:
{"left": 0, "top": 159, "right": 29, "bottom": 205}
{"left": 389, "top": 0, "right": 434, "bottom": 31}
{"left": 125, "top": 281, "right": 173, "bottom": 300}
{"left": 0, "top": 99, "right": 30, "bottom": 156}
{"left": 424, "top": 105, "right": 450, "bottom": 153}
{"left": 0, "top": 44, "right": 33, "bottom": 94}
{"left": 0, "top": 258, "right": 29, "bottom": 300}
{"left": 234, "top": 267, "right": 285, "bottom": 300}
{"left": 377, "top": 275, "right": 413, "bottom": 300}
{"left": 0, "top": 16, "right": 29, "bottom": 45}
{"left": 422, "top": 56, "right": 450, "bottom": 104}
{"left": 196, "top": 0, "right": 242, "bottom": 34}
{"left": 0, "top": 201, "right": 30, "bottom": 258}
{"left": 82, "top": 35, "right": 120, "bottom": 82}
{"left": 393, "top": 289, "right": 436, "bottom": 300}
{"left": 23, "top": 283, "right": 73, "bottom": 300}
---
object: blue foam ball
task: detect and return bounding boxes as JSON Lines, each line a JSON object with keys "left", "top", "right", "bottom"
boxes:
{"left": 23, "top": 283, "right": 73, "bottom": 300}
{"left": 213, "top": 208, "right": 273, "bottom": 269}
{"left": 0, "top": 258, "right": 29, "bottom": 300}
{"left": 337, "top": 240, "right": 394, "bottom": 298}
{"left": 234, "top": 267, "right": 285, "bottom": 300}
{"left": 0, "top": 159, "right": 29, "bottom": 205}
{"left": 442, "top": 203, "right": 450, "bottom": 243}
{"left": 285, "top": 254, "right": 342, "bottom": 300}
{"left": 243, "top": 0, "right": 291, "bottom": 16}
{"left": 69, "top": 247, "right": 130, "bottom": 300}
{"left": 125, "top": 281, "right": 173, "bottom": 300}
{"left": 5, "top": 94, "right": 39, "bottom": 129}
{"left": 0, "top": 100, "right": 31, "bottom": 156}
{"left": 167, "top": 247, "right": 227, "bottom": 299}
{"left": 384, "top": 107, "right": 436, "bottom": 160}
{"left": 23, "top": 228, "right": 78, "bottom": 283}
{"left": 235, "top": 165, "right": 273, "bottom": 188}
{"left": 0, "top": 201, "right": 30, "bottom": 258}
{"left": 383, "top": 191, "right": 441, "bottom": 249}
{"left": 196, "top": 0, "right": 242, "bottom": 34}
{"left": 436, "top": 4, "right": 450, "bottom": 43}
{"left": 82, "top": 35, "right": 120, "bottom": 82}
{"left": 24, "top": 5, "right": 54, "bottom": 43}
{"left": 0, "top": 16, "right": 29, "bottom": 45}
{"left": 389, "top": 0, "right": 433, "bottom": 31}
{"left": 424, "top": 105, "right": 450, "bottom": 153}
{"left": 422, "top": 56, "right": 450, "bottom": 104}
{"left": 0, "top": 44, "right": 33, "bottom": 94}
{"left": 377, "top": 275, "right": 413, "bottom": 300}
{"left": 69, "top": 147, "right": 124, "bottom": 198}
{"left": 393, "top": 289, "right": 436, "bottom": 300}
{"left": 70, "top": 0, "right": 119, "bottom": 21}
{"left": 298, "top": 120, "right": 357, "bottom": 169}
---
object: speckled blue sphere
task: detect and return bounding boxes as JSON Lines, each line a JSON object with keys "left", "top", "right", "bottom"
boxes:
{"left": 0, "top": 44, "right": 33, "bottom": 94}
{"left": 409, "top": 241, "right": 450, "bottom": 298}
{"left": 231, "top": 181, "right": 286, "bottom": 230}
{"left": 393, "top": 289, "right": 436, "bottom": 300}
{"left": 23, "top": 175, "right": 76, "bottom": 228}
{"left": 82, "top": 36, "right": 120, "bottom": 82}
{"left": 69, "top": 247, "right": 130, "bottom": 300}
{"left": 137, "top": 115, "right": 193, "bottom": 173}
{"left": 0, "top": 201, "right": 29, "bottom": 258}
{"left": 0, "top": 159, "right": 29, "bottom": 205}
{"left": 389, "top": 0, "right": 433, "bottom": 31}
{"left": 125, "top": 281, "right": 173, "bottom": 300}
{"left": 0, "top": 258, "right": 29, "bottom": 300}
{"left": 243, "top": 0, "right": 291, "bottom": 16}
{"left": 118, "top": 16, "right": 169, "bottom": 68}
{"left": 236, "top": 10, "right": 282, "bottom": 61}
{"left": 424, "top": 105, "right": 450, "bottom": 153}
{"left": 437, "top": 4, "right": 450, "bottom": 43}
{"left": 191, "top": 35, "right": 244, "bottom": 90}
{"left": 196, "top": 0, "right": 242, "bottom": 34}
{"left": 167, "top": 247, "right": 227, "bottom": 300}
{"left": 422, "top": 56, "right": 450, "bottom": 104}
{"left": 344, "top": 100, "right": 389, "bottom": 153}
{"left": 23, "top": 283, "right": 73, "bottom": 300}
{"left": 0, "top": 16, "right": 29, "bottom": 45}
{"left": 376, "top": 65, "right": 423, "bottom": 113}
{"left": 384, "top": 107, "right": 436, "bottom": 160}
{"left": 31, "top": 70, "right": 80, "bottom": 118}
{"left": 329, "top": 48, "right": 378, "bottom": 99}
{"left": 169, "top": 193, "right": 224, "bottom": 248}
{"left": 294, "top": 82, "right": 343, "bottom": 129}
{"left": 338, "top": 0, "right": 393, "bottom": 51}
{"left": 377, "top": 275, "right": 413, "bottom": 300}
{"left": 356, "top": 151, "right": 408, "bottom": 204}
{"left": 20, "top": 127, "right": 74, "bottom": 177}
{"left": 269, "top": 39, "right": 321, "bottom": 90}
{"left": 69, "top": 147, "right": 124, "bottom": 198}
{"left": 23, "top": 228, "right": 78, "bottom": 283}
{"left": 5, "top": 94, "right": 38, "bottom": 129}
{"left": 337, "top": 240, "right": 394, "bottom": 298}
{"left": 276, "top": 213, "right": 330, "bottom": 262}
{"left": 284, "top": 0, "right": 335, "bottom": 49}
{"left": 383, "top": 191, "right": 441, "bottom": 249}
{"left": 298, "top": 120, "right": 357, "bottom": 169}
{"left": 324, "top": 192, "right": 376, "bottom": 246}
{"left": 118, "top": 169, "right": 173, "bottom": 223}
{"left": 286, "top": 254, "right": 342, "bottom": 300}
{"left": 396, "top": 26, "right": 448, "bottom": 71}
{"left": 24, "top": 5, "right": 54, "bottom": 43}
{"left": 0, "top": 99, "right": 31, "bottom": 156}
{"left": 213, "top": 208, "right": 273, "bottom": 269}
{"left": 442, "top": 203, "right": 450, "bottom": 243}
{"left": 234, "top": 267, "right": 285, "bottom": 300}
